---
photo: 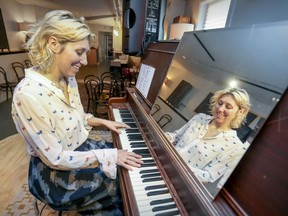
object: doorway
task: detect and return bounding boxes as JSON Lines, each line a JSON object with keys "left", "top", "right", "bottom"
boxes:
{"left": 98, "top": 32, "right": 113, "bottom": 64}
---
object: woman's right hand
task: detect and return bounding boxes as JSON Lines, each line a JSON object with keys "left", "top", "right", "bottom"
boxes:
{"left": 117, "top": 150, "right": 143, "bottom": 170}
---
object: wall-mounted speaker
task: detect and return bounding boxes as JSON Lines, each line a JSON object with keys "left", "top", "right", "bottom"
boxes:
{"left": 122, "top": 0, "right": 167, "bottom": 55}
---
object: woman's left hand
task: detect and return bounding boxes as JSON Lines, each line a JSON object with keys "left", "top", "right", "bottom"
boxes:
{"left": 88, "top": 117, "right": 131, "bottom": 133}
{"left": 103, "top": 119, "right": 130, "bottom": 134}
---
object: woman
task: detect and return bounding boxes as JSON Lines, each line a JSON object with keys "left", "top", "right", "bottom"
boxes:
{"left": 166, "top": 88, "right": 251, "bottom": 189}
{"left": 11, "top": 10, "right": 142, "bottom": 215}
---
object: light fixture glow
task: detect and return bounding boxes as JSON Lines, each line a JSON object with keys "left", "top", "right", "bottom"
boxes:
{"left": 113, "top": 29, "right": 119, "bottom": 36}
{"left": 229, "top": 80, "right": 238, "bottom": 88}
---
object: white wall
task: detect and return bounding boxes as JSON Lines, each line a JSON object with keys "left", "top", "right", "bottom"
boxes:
{"left": 0, "top": 0, "right": 115, "bottom": 52}
{"left": 0, "top": 1, "right": 37, "bottom": 51}
{"left": 0, "top": 0, "right": 116, "bottom": 102}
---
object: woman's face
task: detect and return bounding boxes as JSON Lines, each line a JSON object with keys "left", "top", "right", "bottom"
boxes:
{"left": 53, "top": 38, "right": 90, "bottom": 77}
{"left": 213, "top": 94, "right": 240, "bottom": 127}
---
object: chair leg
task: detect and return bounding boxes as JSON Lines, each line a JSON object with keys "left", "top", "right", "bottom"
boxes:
{"left": 33, "top": 198, "right": 40, "bottom": 215}
{"left": 6, "top": 87, "right": 9, "bottom": 100}
{"left": 9, "top": 87, "right": 14, "bottom": 100}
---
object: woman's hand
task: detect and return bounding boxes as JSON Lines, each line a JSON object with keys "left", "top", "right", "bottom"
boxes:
{"left": 117, "top": 150, "right": 143, "bottom": 170}
{"left": 88, "top": 118, "right": 130, "bottom": 134}
{"left": 103, "top": 119, "right": 130, "bottom": 134}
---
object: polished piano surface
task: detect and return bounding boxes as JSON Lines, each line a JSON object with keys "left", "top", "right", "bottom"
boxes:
{"left": 108, "top": 37, "right": 288, "bottom": 216}
{"left": 109, "top": 87, "right": 215, "bottom": 216}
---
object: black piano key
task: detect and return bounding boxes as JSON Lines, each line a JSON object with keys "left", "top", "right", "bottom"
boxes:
{"left": 140, "top": 163, "right": 156, "bottom": 167}
{"left": 147, "top": 189, "right": 169, "bottom": 196}
{"left": 130, "top": 141, "right": 145, "bottom": 145}
{"left": 145, "top": 184, "right": 167, "bottom": 191}
{"left": 125, "top": 123, "right": 137, "bottom": 128}
{"left": 122, "top": 118, "right": 135, "bottom": 123}
{"left": 133, "top": 151, "right": 151, "bottom": 158}
{"left": 133, "top": 149, "right": 150, "bottom": 155}
{"left": 141, "top": 172, "right": 161, "bottom": 179}
{"left": 125, "top": 128, "right": 140, "bottom": 133}
{"left": 128, "top": 134, "right": 143, "bottom": 139}
{"left": 142, "top": 159, "right": 155, "bottom": 163}
{"left": 120, "top": 113, "right": 133, "bottom": 118}
{"left": 155, "top": 210, "right": 180, "bottom": 216}
{"left": 143, "top": 177, "right": 163, "bottom": 183}
{"left": 152, "top": 204, "right": 177, "bottom": 212}
{"left": 139, "top": 169, "right": 158, "bottom": 174}
{"left": 139, "top": 154, "right": 151, "bottom": 158}
{"left": 150, "top": 198, "right": 174, "bottom": 205}
{"left": 131, "top": 143, "right": 146, "bottom": 148}
{"left": 119, "top": 110, "right": 130, "bottom": 114}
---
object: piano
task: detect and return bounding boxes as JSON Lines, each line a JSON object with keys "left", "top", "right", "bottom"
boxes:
{"left": 108, "top": 36, "right": 288, "bottom": 215}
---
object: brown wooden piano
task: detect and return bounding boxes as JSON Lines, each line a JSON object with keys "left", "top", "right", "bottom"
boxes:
{"left": 108, "top": 40, "right": 288, "bottom": 215}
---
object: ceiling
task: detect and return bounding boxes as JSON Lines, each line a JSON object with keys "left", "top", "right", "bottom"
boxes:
{"left": 16, "top": 0, "right": 122, "bottom": 27}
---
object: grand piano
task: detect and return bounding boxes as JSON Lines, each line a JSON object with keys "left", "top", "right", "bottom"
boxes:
{"left": 108, "top": 21, "right": 288, "bottom": 216}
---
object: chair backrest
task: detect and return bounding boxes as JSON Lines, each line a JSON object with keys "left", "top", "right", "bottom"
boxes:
{"left": 0, "top": 67, "right": 9, "bottom": 83}
{"left": 24, "top": 59, "right": 33, "bottom": 68}
{"left": 151, "top": 104, "right": 161, "bottom": 116}
{"left": 12, "top": 62, "right": 25, "bottom": 82}
{"left": 100, "top": 72, "right": 112, "bottom": 88}
{"left": 84, "top": 75, "right": 100, "bottom": 85}
{"left": 100, "top": 72, "right": 111, "bottom": 81}
{"left": 157, "top": 114, "right": 172, "bottom": 128}
{"left": 84, "top": 78, "right": 101, "bottom": 102}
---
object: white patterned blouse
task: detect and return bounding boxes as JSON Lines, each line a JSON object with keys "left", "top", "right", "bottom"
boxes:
{"left": 11, "top": 68, "right": 117, "bottom": 179}
{"left": 165, "top": 113, "right": 249, "bottom": 189}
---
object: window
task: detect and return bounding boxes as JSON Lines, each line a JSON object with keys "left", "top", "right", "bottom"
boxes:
{"left": 196, "top": 0, "right": 231, "bottom": 30}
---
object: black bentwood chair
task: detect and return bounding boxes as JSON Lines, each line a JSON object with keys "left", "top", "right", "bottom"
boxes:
{"left": 12, "top": 62, "right": 25, "bottom": 82}
{"left": 0, "top": 67, "right": 17, "bottom": 100}
{"left": 83, "top": 75, "right": 101, "bottom": 114}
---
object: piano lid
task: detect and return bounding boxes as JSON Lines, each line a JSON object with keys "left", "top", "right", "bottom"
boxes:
{"left": 150, "top": 20, "right": 288, "bottom": 198}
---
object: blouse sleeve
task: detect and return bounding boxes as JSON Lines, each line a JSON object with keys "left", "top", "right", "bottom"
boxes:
{"left": 165, "top": 114, "right": 199, "bottom": 144}
{"left": 13, "top": 92, "right": 118, "bottom": 179}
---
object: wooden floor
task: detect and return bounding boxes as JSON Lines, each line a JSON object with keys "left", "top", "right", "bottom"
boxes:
{"left": 0, "top": 134, "right": 29, "bottom": 212}
{"left": 0, "top": 62, "right": 109, "bottom": 213}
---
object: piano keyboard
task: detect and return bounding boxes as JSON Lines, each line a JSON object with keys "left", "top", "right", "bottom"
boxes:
{"left": 113, "top": 109, "right": 180, "bottom": 216}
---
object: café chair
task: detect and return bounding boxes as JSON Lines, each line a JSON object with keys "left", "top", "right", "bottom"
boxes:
{"left": 0, "top": 67, "right": 18, "bottom": 100}
{"left": 24, "top": 59, "right": 33, "bottom": 68}
{"left": 12, "top": 62, "right": 25, "bottom": 82}
{"left": 83, "top": 74, "right": 100, "bottom": 85}
{"left": 84, "top": 76, "right": 111, "bottom": 117}
{"left": 157, "top": 114, "right": 172, "bottom": 129}
{"left": 100, "top": 72, "right": 116, "bottom": 98}
{"left": 151, "top": 104, "right": 161, "bottom": 116}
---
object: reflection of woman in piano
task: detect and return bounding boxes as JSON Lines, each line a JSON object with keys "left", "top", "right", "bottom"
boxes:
{"left": 165, "top": 88, "right": 250, "bottom": 189}
{"left": 11, "top": 10, "right": 142, "bottom": 215}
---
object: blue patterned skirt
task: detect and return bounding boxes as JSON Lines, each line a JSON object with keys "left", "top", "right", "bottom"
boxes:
{"left": 28, "top": 138, "right": 123, "bottom": 216}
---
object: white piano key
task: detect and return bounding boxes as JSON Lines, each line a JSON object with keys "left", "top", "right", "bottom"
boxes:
{"left": 113, "top": 108, "right": 180, "bottom": 215}
{"left": 139, "top": 208, "right": 180, "bottom": 216}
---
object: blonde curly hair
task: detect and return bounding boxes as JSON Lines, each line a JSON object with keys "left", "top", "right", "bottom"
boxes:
{"left": 25, "top": 10, "right": 95, "bottom": 73}
{"left": 209, "top": 88, "right": 251, "bottom": 129}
